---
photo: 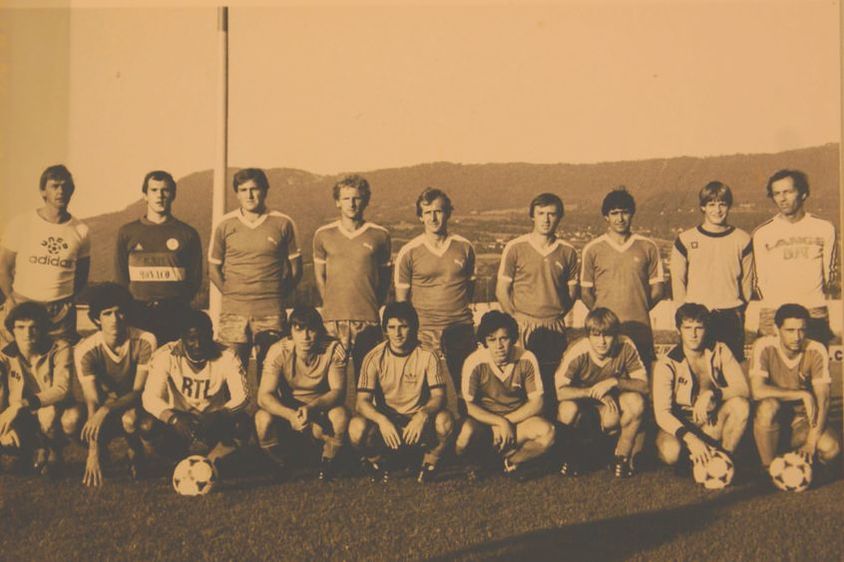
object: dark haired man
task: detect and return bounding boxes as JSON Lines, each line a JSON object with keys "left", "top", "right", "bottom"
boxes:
{"left": 255, "top": 306, "right": 348, "bottom": 481}
{"left": 753, "top": 169, "right": 837, "bottom": 345}
{"left": 0, "top": 301, "right": 80, "bottom": 476}
{"left": 75, "top": 282, "right": 157, "bottom": 486}
{"left": 497, "top": 193, "right": 578, "bottom": 409}
{"left": 313, "top": 175, "right": 390, "bottom": 392}
{"left": 209, "top": 167, "right": 301, "bottom": 368}
{"left": 0, "top": 165, "right": 90, "bottom": 344}
{"left": 581, "top": 188, "right": 664, "bottom": 367}
{"left": 141, "top": 310, "right": 249, "bottom": 470}
{"left": 653, "top": 303, "right": 750, "bottom": 472}
{"left": 455, "top": 310, "right": 554, "bottom": 479}
{"left": 671, "top": 181, "right": 753, "bottom": 360}
{"left": 349, "top": 301, "right": 453, "bottom": 483}
{"left": 750, "top": 303, "right": 840, "bottom": 472}
{"left": 116, "top": 170, "right": 202, "bottom": 343}
{"left": 396, "top": 187, "right": 476, "bottom": 414}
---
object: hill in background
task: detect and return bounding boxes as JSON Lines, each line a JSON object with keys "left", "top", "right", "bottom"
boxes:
{"left": 84, "top": 143, "right": 840, "bottom": 306}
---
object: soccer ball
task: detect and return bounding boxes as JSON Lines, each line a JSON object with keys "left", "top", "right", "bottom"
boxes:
{"left": 692, "top": 450, "right": 735, "bottom": 489}
{"left": 172, "top": 455, "right": 218, "bottom": 496}
{"left": 769, "top": 452, "right": 813, "bottom": 492}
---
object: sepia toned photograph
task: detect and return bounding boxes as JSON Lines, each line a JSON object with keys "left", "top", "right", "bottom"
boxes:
{"left": 0, "top": 1, "right": 841, "bottom": 560}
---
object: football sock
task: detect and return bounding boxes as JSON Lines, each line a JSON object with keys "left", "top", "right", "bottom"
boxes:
{"left": 260, "top": 443, "right": 287, "bottom": 468}
{"left": 753, "top": 420, "right": 780, "bottom": 467}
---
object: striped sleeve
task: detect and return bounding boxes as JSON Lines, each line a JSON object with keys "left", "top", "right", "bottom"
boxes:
{"left": 670, "top": 236, "right": 688, "bottom": 303}
{"left": 497, "top": 239, "right": 518, "bottom": 282}
{"left": 807, "top": 343, "right": 831, "bottom": 384}
{"left": 327, "top": 342, "right": 347, "bottom": 392}
{"left": 522, "top": 352, "right": 544, "bottom": 398}
{"left": 285, "top": 216, "right": 301, "bottom": 260}
{"left": 357, "top": 347, "right": 379, "bottom": 392}
{"left": 222, "top": 351, "right": 248, "bottom": 413}
{"left": 652, "top": 359, "right": 683, "bottom": 436}
{"left": 423, "top": 349, "right": 446, "bottom": 389}
{"left": 312, "top": 226, "right": 328, "bottom": 265}
{"left": 394, "top": 243, "right": 413, "bottom": 290}
{"left": 646, "top": 238, "right": 664, "bottom": 285}
{"left": 208, "top": 220, "right": 226, "bottom": 265}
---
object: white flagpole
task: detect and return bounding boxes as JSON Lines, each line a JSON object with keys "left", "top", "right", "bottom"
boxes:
{"left": 210, "top": 6, "right": 228, "bottom": 328}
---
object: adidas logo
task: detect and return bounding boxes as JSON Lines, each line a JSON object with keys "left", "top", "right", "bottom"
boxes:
{"left": 133, "top": 243, "right": 144, "bottom": 251}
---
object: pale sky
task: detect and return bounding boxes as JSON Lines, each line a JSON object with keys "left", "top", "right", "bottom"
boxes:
{"left": 0, "top": 1, "right": 839, "bottom": 228}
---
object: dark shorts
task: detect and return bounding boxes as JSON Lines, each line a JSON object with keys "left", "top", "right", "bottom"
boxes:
{"left": 144, "top": 410, "right": 250, "bottom": 457}
{"left": 134, "top": 299, "right": 194, "bottom": 344}
{"left": 708, "top": 306, "right": 746, "bottom": 361}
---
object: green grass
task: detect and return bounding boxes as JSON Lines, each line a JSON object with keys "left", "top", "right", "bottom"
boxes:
{"left": 1, "top": 360, "right": 841, "bottom": 561}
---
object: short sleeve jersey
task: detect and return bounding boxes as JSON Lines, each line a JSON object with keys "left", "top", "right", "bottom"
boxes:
{"left": 142, "top": 342, "right": 247, "bottom": 419}
{"left": 580, "top": 234, "right": 663, "bottom": 327}
{"left": 395, "top": 235, "right": 475, "bottom": 330}
{"left": 2, "top": 211, "right": 90, "bottom": 301}
{"left": 749, "top": 336, "right": 831, "bottom": 390}
{"left": 261, "top": 338, "right": 346, "bottom": 406}
{"left": 75, "top": 328, "right": 157, "bottom": 400}
{"left": 115, "top": 216, "right": 203, "bottom": 303}
{"left": 461, "top": 347, "right": 543, "bottom": 415}
{"left": 554, "top": 335, "right": 646, "bottom": 397}
{"left": 671, "top": 226, "right": 753, "bottom": 309}
{"left": 0, "top": 340, "right": 72, "bottom": 407}
{"left": 498, "top": 235, "right": 579, "bottom": 320}
{"left": 752, "top": 213, "right": 837, "bottom": 308}
{"left": 313, "top": 221, "right": 391, "bottom": 323}
{"left": 358, "top": 341, "right": 445, "bottom": 416}
{"left": 209, "top": 210, "right": 300, "bottom": 316}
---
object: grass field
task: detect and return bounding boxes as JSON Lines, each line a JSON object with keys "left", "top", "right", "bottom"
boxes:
{"left": 1, "top": 356, "right": 842, "bottom": 561}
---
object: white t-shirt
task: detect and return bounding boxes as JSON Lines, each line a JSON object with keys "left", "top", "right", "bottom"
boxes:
{"left": 752, "top": 213, "right": 836, "bottom": 308}
{"left": 1, "top": 210, "right": 91, "bottom": 301}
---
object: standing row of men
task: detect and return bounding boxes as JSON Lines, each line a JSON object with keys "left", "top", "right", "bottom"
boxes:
{"left": 0, "top": 164, "right": 838, "bottom": 485}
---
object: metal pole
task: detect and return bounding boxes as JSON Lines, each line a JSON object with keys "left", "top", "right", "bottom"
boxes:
{"left": 210, "top": 6, "right": 228, "bottom": 327}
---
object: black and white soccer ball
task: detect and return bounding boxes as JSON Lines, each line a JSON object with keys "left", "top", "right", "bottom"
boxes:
{"left": 769, "top": 452, "right": 813, "bottom": 492}
{"left": 692, "top": 450, "right": 735, "bottom": 490}
{"left": 172, "top": 455, "right": 218, "bottom": 496}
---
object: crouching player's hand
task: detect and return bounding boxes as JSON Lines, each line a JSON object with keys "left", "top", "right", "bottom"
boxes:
{"left": 685, "top": 433, "right": 714, "bottom": 465}
{"left": 378, "top": 418, "right": 402, "bottom": 450}
{"left": 492, "top": 419, "right": 515, "bottom": 453}
{"left": 402, "top": 411, "right": 429, "bottom": 446}
{"left": 83, "top": 450, "right": 103, "bottom": 488}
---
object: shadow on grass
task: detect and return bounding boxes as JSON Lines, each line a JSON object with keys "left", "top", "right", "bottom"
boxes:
{"left": 433, "top": 484, "right": 770, "bottom": 561}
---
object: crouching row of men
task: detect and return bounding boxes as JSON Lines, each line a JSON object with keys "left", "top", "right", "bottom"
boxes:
{"left": 0, "top": 283, "right": 839, "bottom": 487}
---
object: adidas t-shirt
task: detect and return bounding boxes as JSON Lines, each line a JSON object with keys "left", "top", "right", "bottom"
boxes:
{"left": 358, "top": 341, "right": 444, "bottom": 416}
{"left": 2, "top": 210, "right": 90, "bottom": 301}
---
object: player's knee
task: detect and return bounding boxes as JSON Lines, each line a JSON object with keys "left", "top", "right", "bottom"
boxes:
{"left": 656, "top": 433, "right": 681, "bottom": 465}
{"left": 254, "top": 409, "right": 274, "bottom": 439}
{"left": 60, "top": 407, "right": 82, "bottom": 437}
{"left": 121, "top": 408, "right": 138, "bottom": 434}
{"left": 348, "top": 416, "right": 369, "bottom": 447}
{"left": 754, "top": 398, "right": 780, "bottom": 426}
{"left": 724, "top": 396, "right": 750, "bottom": 425}
{"left": 534, "top": 420, "right": 555, "bottom": 451}
{"left": 556, "top": 400, "right": 579, "bottom": 426}
{"left": 37, "top": 406, "right": 57, "bottom": 437}
{"left": 817, "top": 431, "right": 841, "bottom": 463}
{"left": 328, "top": 406, "right": 350, "bottom": 433}
{"left": 434, "top": 410, "right": 454, "bottom": 438}
{"left": 620, "top": 392, "right": 646, "bottom": 419}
